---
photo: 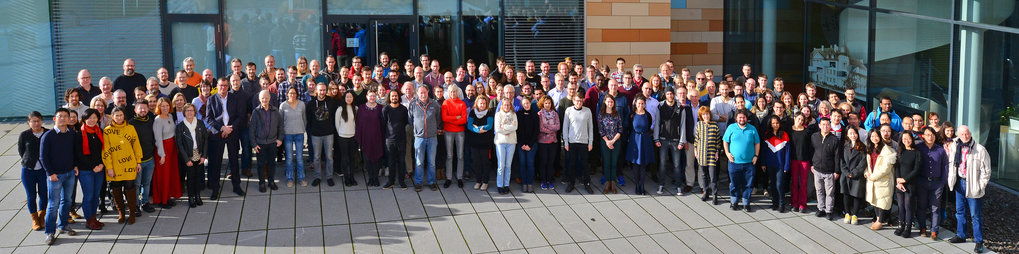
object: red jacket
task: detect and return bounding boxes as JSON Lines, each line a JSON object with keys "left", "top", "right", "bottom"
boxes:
{"left": 441, "top": 98, "right": 468, "bottom": 132}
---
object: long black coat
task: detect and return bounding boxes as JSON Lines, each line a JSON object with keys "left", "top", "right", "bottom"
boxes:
{"left": 840, "top": 144, "right": 867, "bottom": 197}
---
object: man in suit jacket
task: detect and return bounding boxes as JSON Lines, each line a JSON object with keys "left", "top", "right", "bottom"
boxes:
{"left": 204, "top": 77, "right": 247, "bottom": 199}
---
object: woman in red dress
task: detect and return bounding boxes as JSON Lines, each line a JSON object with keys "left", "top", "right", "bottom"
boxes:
{"left": 152, "top": 97, "right": 182, "bottom": 208}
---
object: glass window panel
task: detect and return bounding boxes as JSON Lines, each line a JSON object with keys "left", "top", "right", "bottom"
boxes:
{"left": 0, "top": 0, "right": 55, "bottom": 117}
{"left": 171, "top": 22, "right": 219, "bottom": 75}
{"left": 876, "top": 0, "right": 952, "bottom": 19}
{"left": 871, "top": 13, "right": 951, "bottom": 118}
{"left": 225, "top": 0, "right": 321, "bottom": 70}
{"left": 168, "top": 0, "right": 219, "bottom": 14}
{"left": 419, "top": 0, "right": 457, "bottom": 16}
{"left": 420, "top": 16, "right": 454, "bottom": 71}
{"left": 463, "top": 15, "right": 499, "bottom": 66}
{"left": 804, "top": 2, "right": 869, "bottom": 99}
{"left": 958, "top": 0, "right": 1019, "bottom": 29}
{"left": 463, "top": 0, "right": 499, "bottom": 15}
{"left": 327, "top": 0, "right": 412, "bottom": 15}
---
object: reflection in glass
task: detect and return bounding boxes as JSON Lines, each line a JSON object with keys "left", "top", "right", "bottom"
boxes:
{"left": 418, "top": 0, "right": 457, "bottom": 16}
{"left": 420, "top": 16, "right": 453, "bottom": 71}
{"left": 168, "top": 0, "right": 218, "bottom": 14}
{"left": 377, "top": 20, "right": 413, "bottom": 67}
{"left": 327, "top": 0, "right": 412, "bottom": 15}
{"left": 326, "top": 22, "right": 367, "bottom": 67}
{"left": 225, "top": 0, "right": 321, "bottom": 69}
{"left": 171, "top": 22, "right": 219, "bottom": 75}
{"left": 871, "top": 13, "right": 951, "bottom": 120}
{"left": 961, "top": 27, "right": 1019, "bottom": 189}
{"left": 463, "top": 15, "right": 499, "bottom": 66}
{"left": 804, "top": 3, "right": 869, "bottom": 98}
{"left": 0, "top": 0, "right": 55, "bottom": 116}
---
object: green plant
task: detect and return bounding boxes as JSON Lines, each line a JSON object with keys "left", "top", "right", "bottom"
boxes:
{"left": 1000, "top": 104, "right": 1019, "bottom": 125}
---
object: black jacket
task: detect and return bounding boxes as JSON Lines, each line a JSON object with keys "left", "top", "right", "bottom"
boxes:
{"left": 895, "top": 149, "right": 924, "bottom": 187}
{"left": 810, "top": 132, "right": 841, "bottom": 174}
{"left": 516, "top": 107, "right": 539, "bottom": 146}
{"left": 175, "top": 119, "right": 209, "bottom": 162}
{"left": 381, "top": 104, "right": 409, "bottom": 141}
{"left": 657, "top": 101, "right": 695, "bottom": 142}
{"left": 205, "top": 92, "right": 248, "bottom": 137}
{"left": 129, "top": 116, "right": 156, "bottom": 161}
{"left": 840, "top": 144, "right": 867, "bottom": 197}
{"left": 306, "top": 98, "right": 338, "bottom": 137}
{"left": 18, "top": 128, "right": 47, "bottom": 169}
{"left": 74, "top": 131, "right": 104, "bottom": 172}
{"left": 789, "top": 129, "right": 814, "bottom": 161}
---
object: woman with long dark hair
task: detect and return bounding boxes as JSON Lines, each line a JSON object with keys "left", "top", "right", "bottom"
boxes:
{"left": 535, "top": 95, "right": 561, "bottom": 191}
{"left": 760, "top": 115, "right": 790, "bottom": 212}
{"left": 335, "top": 91, "right": 359, "bottom": 186}
{"left": 840, "top": 125, "right": 868, "bottom": 225}
{"left": 865, "top": 126, "right": 897, "bottom": 231}
{"left": 894, "top": 131, "right": 923, "bottom": 238}
{"left": 102, "top": 107, "right": 142, "bottom": 224}
{"left": 627, "top": 95, "right": 654, "bottom": 195}
{"left": 356, "top": 91, "right": 385, "bottom": 187}
{"left": 75, "top": 109, "right": 105, "bottom": 230}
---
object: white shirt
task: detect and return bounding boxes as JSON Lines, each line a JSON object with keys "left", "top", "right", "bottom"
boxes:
{"left": 219, "top": 93, "right": 230, "bottom": 125}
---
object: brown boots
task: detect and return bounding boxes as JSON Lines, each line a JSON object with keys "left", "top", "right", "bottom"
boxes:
{"left": 112, "top": 187, "right": 126, "bottom": 224}
{"left": 30, "top": 211, "right": 43, "bottom": 231}
{"left": 125, "top": 187, "right": 138, "bottom": 225}
{"left": 602, "top": 181, "right": 619, "bottom": 194}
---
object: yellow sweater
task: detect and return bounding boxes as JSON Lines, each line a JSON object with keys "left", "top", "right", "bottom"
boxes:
{"left": 102, "top": 122, "right": 143, "bottom": 181}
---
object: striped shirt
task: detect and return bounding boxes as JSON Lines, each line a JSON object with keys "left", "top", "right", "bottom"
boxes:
{"left": 694, "top": 121, "right": 721, "bottom": 167}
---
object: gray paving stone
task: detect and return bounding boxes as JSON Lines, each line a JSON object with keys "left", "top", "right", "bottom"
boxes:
{"left": 490, "top": 190, "right": 523, "bottom": 211}
{"left": 267, "top": 191, "right": 296, "bottom": 229}
{"left": 477, "top": 211, "right": 524, "bottom": 251}
{"left": 522, "top": 207, "right": 573, "bottom": 245}
{"left": 438, "top": 187, "right": 476, "bottom": 215}
{"left": 12, "top": 245, "right": 47, "bottom": 254}
{"left": 294, "top": 226, "right": 324, "bottom": 253}
{"left": 349, "top": 223, "right": 381, "bottom": 254}
{"left": 532, "top": 190, "right": 567, "bottom": 207}
{"left": 612, "top": 199, "right": 669, "bottom": 235}
{"left": 368, "top": 189, "right": 402, "bottom": 222}
{"left": 315, "top": 191, "right": 344, "bottom": 226}
{"left": 717, "top": 224, "right": 775, "bottom": 254}
{"left": 179, "top": 201, "right": 216, "bottom": 235}
{"left": 109, "top": 237, "right": 147, "bottom": 254}
{"left": 0, "top": 210, "right": 29, "bottom": 247}
{"left": 208, "top": 196, "right": 243, "bottom": 233}
{"left": 420, "top": 187, "right": 451, "bottom": 217}
{"left": 322, "top": 225, "right": 353, "bottom": 253}
{"left": 760, "top": 219, "right": 830, "bottom": 253}
{"left": 590, "top": 201, "right": 645, "bottom": 237}
{"left": 526, "top": 245, "right": 556, "bottom": 254}
{"left": 238, "top": 194, "right": 270, "bottom": 231}
{"left": 463, "top": 187, "right": 499, "bottom": 213}
{"left": 428, "top": 215, "right": 470, "bottom": 254}
{"left": 141, "top": 236, "right": 175, "bottom": 254}
{"left": 738, "top": 222, "right": 804, "bottom": 254}
{"left": 568, "top": 203, "right": 621, "bottom": 240}
{"left": 265, "top": 228, "right": 295, "bottom": 253}
{"left": 884, "top": 247, "right": 914, "bottom": 254}
{"left": 602, "top": 237, "right": 639, "bottom": 253}
{"left": 626, "top": 235, "right": 667, "bottom": 254}
{"left": 780, "top": 217, "right": 854, "bottom": 254}
{"left": 575, "top": 240, "right": 611, "bottom": 254}
{"left": 403, "top": 218, "right": 440, "bottom": 253}
{"left": 76, "top": 238, "right": 116, "bottom": 254}
{"left": 550, "top": 243, "right": 583, "bottom": 254}
{"left": 393, "top": 188, "right": 427, "bottom": 220}
{"left": 452, "top": 214, "right": 497, "bottom": 253}
{"left": 809, "top": 216, "right": 880, "bottom": 253}
{"left": 632, "top": 197, "right": 691, "bottom": 231}
{"left": 377, "top": 220, "right": 412, "bottom": 254}
{"left": 654, "top": 196, "right": 714, "bottom": 229}
{"left": 345, "top": 191, "right": 375, "bottom": 224}
{"left": 696, "top": 226, "right": 749, "bottom": 254}
{"left": 500, "top": 209, "right": 549, "bottom": 248}
{"left": 545, "top": 205, "right": 597, "bottom": 243}
{"left": 150, "top": 206, "right": 187, "bottom": 237}
{"left": 832, "top": 216, "right": 900, "bottom": 250}
{"left": 647, "top": 232, "right": 694, "bottom": 254}
{"left": 170, "top": 233, "right": 207, "bottom": 254}
{"left": 672, "top": 229, "right": 722, "bottom": 254}
{"left": 508, "top": 189, "right": 545, "bottom": 209}
{"left": 234, "top": 230, "right": 266, "bottom": 254}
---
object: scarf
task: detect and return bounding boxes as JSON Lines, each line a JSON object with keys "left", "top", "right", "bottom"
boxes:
{"left": 474, "top": 108, "right": 489, "bottom": 119}
{"left": 955, "top": 139, "right": 973, "bottom": 169}
{"left": 81, "top": 124, "right": 104, "bottom": 155}
{"left": 183, "top": 118, "right": 199, "bottom": 150}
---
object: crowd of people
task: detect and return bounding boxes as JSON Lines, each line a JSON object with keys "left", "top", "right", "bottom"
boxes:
{"left": 21, "top": 54, "right": 991, "bottom": 252}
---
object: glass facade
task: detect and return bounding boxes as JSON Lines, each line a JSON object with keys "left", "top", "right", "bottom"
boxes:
{"left": 726, "top": 0, "right": 1019, "bottom": 190}
{"left": 0, "top": 0, "right": 55, "bottom": 117}
{"left": 224, "top": 0, "right": 322, "bottom": 68}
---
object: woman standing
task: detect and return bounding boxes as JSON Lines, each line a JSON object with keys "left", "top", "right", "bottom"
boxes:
{"left": 75, "top": 109, "right": 106, "bottom": 230}
{"left": 894, "top": 131, "right": 923, "bottom": 238}
{"left": 382, "top": 90, "right": 410, "bottom": 189}
{"left": 694, "top": 106, "right": 721, "bottom": 203}
{"left": 172, "top": 93, "right": 188, "bottom": 123}
{"left": 152, "top": 98, "right": 182, "bottom": 209}
{"left": 190, "top": 82, "right": 212, "bottom": 120}
{"left": 516, "top": 96, "right": 539, "bottom": 193}
{"left": 468, "top": 96, "right": 495, "bottom": 191}
{"left": 19, "top": 111, "right": 48, "bottom": 230}
{"left": 280, "top": 88, "right": 307, "bottom": 187}
{"left": 102, "top": 107, "right": 143, "bottom": 224}
{"left": 598, "top": 95, "right": 623, "bottom": 194}
{"left": 627, "top": 96, "right": 654, "bottom": 195}
{"left": 840, "top": 126, "right": 868, "bottom": 225}
{"left": 441, "top": 86, "right": 468, "bottom": 188}
{"left": 335, "top": 91, "right": 359, "bottom": 186}
{"left": 536, "top": 95, "right": 560, "bottom": 191}
{"left": 788, "top": 113, "right": 814, "bottom": 212}
{"left": 175, "top": 103, "right": 207, "bottom": 207}
{"left": 494, "top": 99, "right": 518, "bottom": 195}
{"left": 865, "top": 127, "right": 897, "bottom": 231}
{"left": 761, "top": 116, "right": 790, "bottom": 212}
{"left": 356, "top": 91, "right": 385, "bottom": 187}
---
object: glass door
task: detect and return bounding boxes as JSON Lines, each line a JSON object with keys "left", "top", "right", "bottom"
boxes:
{"left": 325, "top": 16, "right": 416, "bottom": 67}
{"left": 164, "top": 14, "right": 224, "bottom": 77}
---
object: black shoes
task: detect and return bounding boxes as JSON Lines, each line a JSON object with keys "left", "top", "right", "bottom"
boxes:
{"left": 259, "top": 183, "right": 267, "bottom": 193}
{"left": 566, "top": 184, "right": 576, "bottom": 193}
{"left": 444, "top": 180, "right": 452, "bottom": 188}
{"left": 948, "top": 236, "right": 966, "bottom": 243}
{"left": 327, "top": 178, "right": 336, "bottom": 187}
{"left": 816, "top": 211, "right": 827, "bottom": 218}
{"left": 975, "top": 242, "right": 984, "bottom": 253}
{"left": 430, "top": 184, "right": 439, "bottom": 191}
{"left": 269, "top": 182, "right": 279, "bottom": 190}
{"left": 311, "top": 179, "right": 321, "bottom": 187}
{"left": 584, "top": 184, "right": 594, "bottom": 194}
{"left": 826, "top": 213, "right": 836, "bottom": 221}
{"left": 457, "top": 180, "right": 464, "bottom": 188}
{"left": 701, "top": 192, "right": 710, "bottom": 201}
{"left": 141, "top": 204, "right": 156, "bottom": 213}
{"left": 730, "top": 203, "right": 740, "bottom": 211}
{"left": 414, "top": 184, "right": 423, "bottom": 192}
{"left": 744, "top": 205, "right": 753, "bottom": 213}
{"left": 382, "top": 182, "right": 395, "bottom": 190}
{"left": 233, "top": 188, "right": 246, "bottom": 197}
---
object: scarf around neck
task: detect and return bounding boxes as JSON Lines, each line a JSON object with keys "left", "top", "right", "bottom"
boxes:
{"left": 81, "top": 124, "right": 104, "bottom": 155}
{"left": 955, "top": 139, "right": 973, "bottom": 168}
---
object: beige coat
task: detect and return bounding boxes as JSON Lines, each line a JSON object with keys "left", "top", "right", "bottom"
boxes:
{"left": 865, "top": 146, "right": 897, "bottom": 210}
{"left": 947, "top": 140, "right": 992, "bottom": 199}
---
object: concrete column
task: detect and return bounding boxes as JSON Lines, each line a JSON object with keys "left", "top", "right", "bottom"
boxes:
{"left": 761, "top": 0, "right": 777, "bottom": 87}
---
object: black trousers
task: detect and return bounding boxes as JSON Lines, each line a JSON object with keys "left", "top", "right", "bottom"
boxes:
{"left": 207, "top": 134, "right": 241, "bottom": 192}
{"left": 471, "top": 147, "right": 491, "bottom": 184}
{"left": 896, "top": 188, "right": 916, "bottom": 228}
{"left": 536, "top": 143, "right": 558, "bottom": 183}
{"left": 183, "top": 160, "right": 204, "bottom": 198}
{"left": 337, "top": 137, "right": 358, "bottom": 177}
{"left": 699, "top": 165, "right": 719, "bottom": 195}
{"left": 256, "top": 143, "right": 278, "bottom": 183}
{"left": 385, "top": 140, "right": 407, "bottom": 185}
{"left": 566, "top": 143, "right": 590, "bottom": 185}
{"left": 843, "top": 193, "right": 864, "bottom": 216}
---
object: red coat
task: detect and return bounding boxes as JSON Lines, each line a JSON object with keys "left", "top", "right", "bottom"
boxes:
{"left": 441, "top": 98, "right": 468, "bottom": 132}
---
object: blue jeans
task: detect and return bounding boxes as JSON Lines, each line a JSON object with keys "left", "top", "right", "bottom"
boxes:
{"left": 310, "top": 135, "right": 334, "bottom": 180}
{"left": 658, "top": 140, "right": 687, "bottom": 188}
{"left": 517, "top": 144, "right": 536, "bottom": 185}
{"left": 20, "top": 168, "right": 47, "bottom": 214}
{"left": 238, "top": 128, "right": 253, "bottom": 171}
{"left": 728, "top": 162, "right": 754, "bottom": 206}
{"left": 283, "top": 134, "right": 306, "bottom": 182}
{"left": 954, "top": 179, "right": 983, "bottom": 243}
{"left": 496, "top": 144, "right": 516, "bottom": 187}
{"left": 135, "top": 159, "right": 155, "bottom": 204}
{"left": 45, "top": 171, "right": 75, "bottom": 234}
{"left": 78, "top": 169, "right": 104, "bottom": 219}
{"left": 413, "top": 137, "right": 438, "bottom": 185}
{"left": 766, "top": 166, "right": 786, "bottom": 207}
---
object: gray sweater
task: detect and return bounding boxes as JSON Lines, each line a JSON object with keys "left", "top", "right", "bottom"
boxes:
{"left": 152, "top": 115, "right": 176, "bottom": 157}
{"left": 279, "top": 101, "right": 306, "bottom": 135}
{"left": 408, "top": 98, "right": 441, "bottom": 138}
{"left": 562, "top": 106, "right": 593, "bottom": 144}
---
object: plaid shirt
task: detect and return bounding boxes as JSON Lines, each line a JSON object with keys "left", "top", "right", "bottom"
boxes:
{"left": 277, "top": 80, "right": 310, "bottom": 103}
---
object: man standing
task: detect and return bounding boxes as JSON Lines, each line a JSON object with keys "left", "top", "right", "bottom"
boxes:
{"left": 302, "top": 60, "right": 328, "bottom": 88}
{"left": 655, "top": 89, "right": 693, "bottom": 195}
{"left": 811, "top": 117, "right": 841, "bottom": 220}
{"left": 946, "top": 126, "right": 991, "bottom": 253}
{"left": 114, "top": 59, "right": 147, "bottom": 105}
{"left": 205, "top": 78, "right": 247, "bottom": 199}
{"left": 710, "top": 82, "right": 736, "bottom": 134}
{"left": 306, "top": 83, "right": 337, "bottom": 187}
{"left": 40, "top": 108, "right": 78, "bottom": 245}
{"left": 864, "top": 97, "right": 904, "bottom": 132}
{"left": 129, "top": 102, "right": 158, "bottom": 213}
{"left": 722, "top": 109, "right": 760, "bottom": 212}
{"left": 76, "top": 70, "right": 101, "bottom": 106}
{"left": 424, "top": 60, "right": 443, "bottom": 88}
{"left": 230, "top": 74, "right": 256, "bottom": 178}
{"left": 260, "top": 55, "right": 277, "bottom": 84}
{"left": 610, "top": 58, "right": 626, "bottom": 83}
{"left": 409, "top": 86, "right": 442, "bottom": 192}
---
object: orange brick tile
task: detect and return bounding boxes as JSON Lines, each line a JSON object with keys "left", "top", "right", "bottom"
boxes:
{"left": 639, "top": 29, "right": 670, "bottom": 42}
{"left": 588, "top": 2, "right": 612, "bottom": 16}
{"left": 649, "top": 3, "right": 671, "bottom": 16}
{"left": 691, "top": 53, "right": 723, "bottom": 65}
{"left": 701, "top": 8, "right": 724, "bottom": 19}
{"left": 602, "top": 29, "right": 640, "bottom": 42}
{"left": 639, "top": 54, "right": 671, "bottom": 65}
{"left": 671, "top": 20, "right": 710, "bottom": 32}
{"left": 707, "top": 43, "right": 723, "bottom": 54}
{"left": 671, "top": 54, "right": 694, "bottom": 66}
{"left": 709, "top": 20, "right": 724, "bottom": 31}
{"left": 671, "top": 43, "right": 708, "bottom": 54}
{"left": 588, "top": 29, "right": 603, "bottom": 42}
